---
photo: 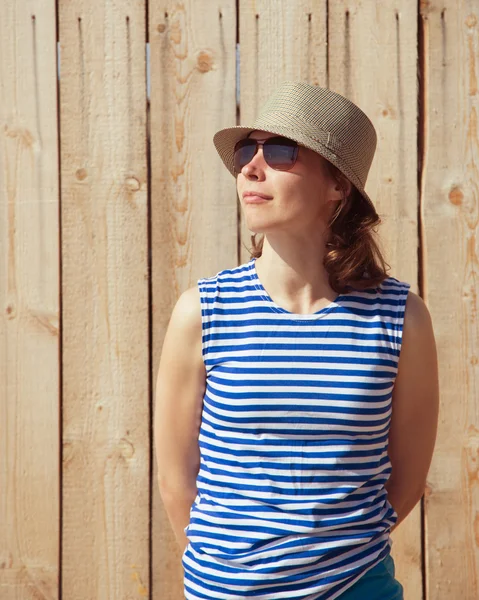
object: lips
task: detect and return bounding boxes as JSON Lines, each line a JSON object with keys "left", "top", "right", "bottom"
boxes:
{"left": 243, "top": 195, "right": 271, "bottom": 204}
{"left": 242, "top": 191, "right": 273, "bottom": 199}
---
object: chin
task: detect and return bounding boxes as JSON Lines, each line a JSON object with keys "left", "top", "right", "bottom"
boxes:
{"left": 244, "top": 221, "right": 275, "bottom": 234}
{"left": 242, "top": 207, "right": 281, "bottom": 233}
{"left": 246, "top": 227, "right": 265, "bottom": 235}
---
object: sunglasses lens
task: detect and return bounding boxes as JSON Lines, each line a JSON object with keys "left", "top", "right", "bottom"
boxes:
{"left": 233, "top": 137, "right": 298, "bottom": 173}
{"left": 263, "top": 137, "right": 298, "bottom": 170}
{"left": 234, "top": 139, "right": 257, "bottom": 173}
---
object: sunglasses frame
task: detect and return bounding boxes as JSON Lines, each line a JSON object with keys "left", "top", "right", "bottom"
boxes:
{"left": 233, "top": 136, "right": 299, "bottom": 175}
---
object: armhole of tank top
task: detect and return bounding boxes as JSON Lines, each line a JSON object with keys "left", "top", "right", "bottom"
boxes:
{"left": 197, "top": 277, "right": 210, "bottom": 363}
{"left": 395, "top": 280, "right": 412, "bottom": 362}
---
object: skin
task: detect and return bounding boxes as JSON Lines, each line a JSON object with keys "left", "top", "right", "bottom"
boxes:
{"left": 154, "top": 129, "right": 439, "bottom": 554}
{"left": 237, "top": 131, "right": 352, "bottom": 313}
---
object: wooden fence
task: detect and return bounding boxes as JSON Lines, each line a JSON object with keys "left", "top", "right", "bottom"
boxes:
{"left": 0, "top": 0, "right": 476, "bottom": 598}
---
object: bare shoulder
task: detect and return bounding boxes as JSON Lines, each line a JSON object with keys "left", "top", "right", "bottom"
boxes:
{"left": 156, "top": 283, "right": 204, "bottom": 380}
{"left": 394, "top": 289, "right": 439, "bottom": 399}
{"left": 402, "top": 290, "right": 435, "bottom": 342}
{"left": 168, "top": 284, "right": 202, "bottom": 338}
{"left": 404, "top": 289, "right": 430, "bottom": 317}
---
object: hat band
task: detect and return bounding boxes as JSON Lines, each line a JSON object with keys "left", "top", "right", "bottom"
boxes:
{"left": 252, "top": 111, "right": 345, "bottom": 153}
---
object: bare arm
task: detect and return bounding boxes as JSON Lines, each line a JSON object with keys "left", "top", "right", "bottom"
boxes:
{"left": 154, "top": 284, "right": 206, "bottom": 552}
{"left": 385, "top": 290, "right": 440, "bottom": 532}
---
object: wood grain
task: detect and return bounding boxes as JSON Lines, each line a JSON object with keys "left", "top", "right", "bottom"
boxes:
{"left": 149, "top": 1, "right": 238, "bottom": 598}
{"left": 238, "top": 0, "right": 328, "bottom": 264}
{"left": 328, "top": 3, "right": 422, "bottom": 597}
{"left": 2, "top": 1, "right": 477, "bottom": 598}
{"left": 58, "top": 1, "right": 149, "bottom": 598}
{"left": 0, "top": 1, "right": 60, "bottom": 599}
{"left": 421, "top": 1, "right": 479, "bottom": 598}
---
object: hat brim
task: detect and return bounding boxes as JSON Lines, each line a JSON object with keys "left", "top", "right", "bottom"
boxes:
{"left": 212, "top": 124, "right": 377, "bottom": 216}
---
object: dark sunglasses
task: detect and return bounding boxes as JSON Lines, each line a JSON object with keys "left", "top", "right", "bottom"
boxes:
{"left": 233, "top": 136, "right": 299, "bottom": 174}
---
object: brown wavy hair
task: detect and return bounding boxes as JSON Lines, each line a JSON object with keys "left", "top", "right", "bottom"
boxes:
{"left": 245, "top": 161, "right": 391, "bottom": 294}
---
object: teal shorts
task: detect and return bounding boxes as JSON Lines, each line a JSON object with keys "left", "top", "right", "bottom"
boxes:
{"left": 337, "top": 553, "right": 404, "bottom": 600}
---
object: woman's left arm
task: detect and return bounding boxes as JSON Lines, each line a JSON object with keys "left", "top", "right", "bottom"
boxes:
{"left": 385, "top": 290, "right": 440, "bottom": 531}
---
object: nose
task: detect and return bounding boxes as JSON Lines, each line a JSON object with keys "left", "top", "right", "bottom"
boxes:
{"left": 240, "top": 140, "right": 268, "bottom": 176}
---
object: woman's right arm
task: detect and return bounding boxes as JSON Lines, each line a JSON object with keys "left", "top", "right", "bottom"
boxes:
{"left": 154, "top": 284, "right": 206, "bottom": 552}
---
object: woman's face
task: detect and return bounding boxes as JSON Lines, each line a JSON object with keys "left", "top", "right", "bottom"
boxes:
{"left": 236, "top": 130, "right": 347, "bottom": 236}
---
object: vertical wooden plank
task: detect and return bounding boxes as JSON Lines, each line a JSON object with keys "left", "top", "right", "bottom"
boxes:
{"left": 240, "top": 2, "right": 421, "bottom": 592}
{"left": 422, "top": 1, "right": 479, "bottom": 598}
{"left": 58, "top": 1, "right": 149, "bottom": 598}
{"left": 149, "top": 1, "right": 237, "bottom": 598}
{"left": 328, "top": 1, "right": 419, "bottom": 288}
{"left": 239, "top": 0, "right": 328, "bottom": 264}
{"left": 328, "top": 3, "right": 422, "bottom": 598}
{"left": 0, "top": 1, "right": 60, "bottom": 599}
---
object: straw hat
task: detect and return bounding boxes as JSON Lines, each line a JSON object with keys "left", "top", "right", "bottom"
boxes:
{"left": 212, "top": 81, "right": 378, "bottom": 215}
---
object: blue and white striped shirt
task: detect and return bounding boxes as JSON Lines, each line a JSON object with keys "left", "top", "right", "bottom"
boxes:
{"left": 182, "top": 256, "right": 410, "bottom": 600}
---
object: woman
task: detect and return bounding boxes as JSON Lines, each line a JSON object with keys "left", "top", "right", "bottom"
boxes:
{"left": 155, "top": 81, "right": 439, "bottom": 599}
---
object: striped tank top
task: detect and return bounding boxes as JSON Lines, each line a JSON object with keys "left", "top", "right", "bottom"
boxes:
{"left": 182, "top": 256, "right": 410, "bottom": 600}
